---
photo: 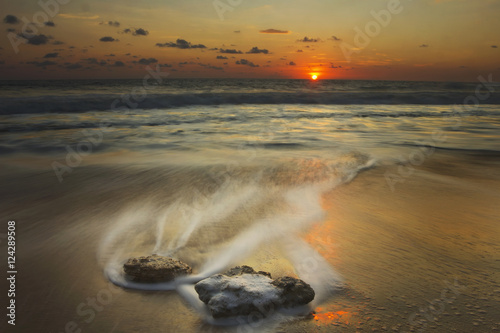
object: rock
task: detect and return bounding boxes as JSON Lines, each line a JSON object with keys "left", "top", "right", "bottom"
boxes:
{"left": 271, "top": 276, "right": 315, "bottom": 307}
{"left": 194, "top": 266, "right": 315, "bottom": 318}
{"left": 194, "top": 273, "right": 280, "bottom": 318}
{"left": 223, "top": 265, "right": 272, "bottom": 279}
{"left": 123, "top": 254, "right": 192, "bottom": 282}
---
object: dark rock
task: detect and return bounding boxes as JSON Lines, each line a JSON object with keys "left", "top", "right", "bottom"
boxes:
{"left": 195, "top": 266, "right": 315, "bottom": 318}
{"left": 271, "top": 276, "right": 315, "bottom": 307}
{"left": 123, "top": 254, "right": 192, "bottom": 282}
{"left": 223, "top": 265, "right": 272, "bottom": 279}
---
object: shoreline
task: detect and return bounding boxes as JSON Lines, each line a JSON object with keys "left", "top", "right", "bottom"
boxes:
{"left": 1, "top": 150, "right": 499, "bottom": 332}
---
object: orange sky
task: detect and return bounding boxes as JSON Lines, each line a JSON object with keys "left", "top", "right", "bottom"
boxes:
{"left": 0, "top": 0, "right": 499, "bottom": 81}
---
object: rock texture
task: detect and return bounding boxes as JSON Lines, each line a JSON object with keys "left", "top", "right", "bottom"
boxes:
{"left": 223, "top": 265, "right": 272, "bottom": 279}
{"left": 123, "top": 254, "right": 192, "bottom": 282}
{"left": 194, "top": 266, "right": 315, "bottom": 318}
{"left": 195, "top": 274, "right": 280, "bottom": 318}
{"left": 271, "top": 276, "right": 315, "bottom": 307}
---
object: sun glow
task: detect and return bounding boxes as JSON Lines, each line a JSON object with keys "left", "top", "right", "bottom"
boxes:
{"left": 311, "top": 74, "right": 318, "bottom": 80}
{"left": 313, "top": 308, "right": 352, "bottom": 324}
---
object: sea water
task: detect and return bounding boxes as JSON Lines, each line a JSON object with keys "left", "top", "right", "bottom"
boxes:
{"left": 1, "top": 79, "right": 499, "bottom": 332}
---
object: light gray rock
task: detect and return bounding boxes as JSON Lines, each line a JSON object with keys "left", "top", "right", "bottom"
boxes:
{"left": 195, "top": 273, "right": 280, "bottom": 318}
{"left": 194, "top": 266, "right": 315, "bottom": 318}
{"left": 123, "top": 254, "right": 192, "bottom": 282}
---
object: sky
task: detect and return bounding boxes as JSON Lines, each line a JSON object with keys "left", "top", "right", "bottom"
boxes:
{"left": 0, "top": 0, "right": 499, "bottom": 81}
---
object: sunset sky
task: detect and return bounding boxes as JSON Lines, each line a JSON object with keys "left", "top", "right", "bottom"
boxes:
{"left": 1, "top": 0, "right": 499, "bottom": 81}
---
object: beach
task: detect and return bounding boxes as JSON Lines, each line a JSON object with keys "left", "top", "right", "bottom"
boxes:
{"left": 1, "top": 149, "right": 499, "bottom": 332}
{"left": 1, "top": 79, "right": 499, "bottom": 332}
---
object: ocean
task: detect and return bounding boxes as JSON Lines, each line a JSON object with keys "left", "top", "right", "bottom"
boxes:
{"left": 1, "top": 79, "right": 499, "bottom": 332}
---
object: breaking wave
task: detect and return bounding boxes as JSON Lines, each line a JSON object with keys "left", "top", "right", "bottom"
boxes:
{"left": 2, "top": 91, "right": 500, "bottom": 115}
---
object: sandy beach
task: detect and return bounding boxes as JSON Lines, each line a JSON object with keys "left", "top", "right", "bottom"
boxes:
{"left": 2, "top": 0, "right": 500, "bottom": 330}
{"left": 1, "top": 149, "right": 498, "bottom": 333}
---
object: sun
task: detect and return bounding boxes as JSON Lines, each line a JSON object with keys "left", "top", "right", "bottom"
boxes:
{"left": 311, "top": 74, "right": 318, "bottom": 80}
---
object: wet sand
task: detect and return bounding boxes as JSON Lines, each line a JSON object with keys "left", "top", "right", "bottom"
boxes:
{"left": 293, "top": 152, "right": 500, "bottom": 332}
{"left": 1, "top": 151, "right": 499, "bottom": 333}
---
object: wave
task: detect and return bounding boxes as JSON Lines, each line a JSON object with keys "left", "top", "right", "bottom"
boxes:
{"left": 2, "top": 91, "right": 500, "bottom": 114}
{"left": 98, "top": 154, "right": 371, "bottom": 323}
{"left": 1, "top": 109, "right": 497, "bottom": 136}
{"left": 398, "top": 143, "right": 500, "bottom": 155}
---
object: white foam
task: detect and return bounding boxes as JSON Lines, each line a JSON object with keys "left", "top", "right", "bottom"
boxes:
{"left": 98, "top": 155, "right": 374, "bottom": 325}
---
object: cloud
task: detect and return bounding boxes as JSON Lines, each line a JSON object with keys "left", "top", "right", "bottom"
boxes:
{"left": 134, "top": 58, "right": 158, "bottom": 65}
{"left": 64, "top": 62, "right": 83, "bottom": 70}
{"left": 43, "top": 52, "right": 58, "bottom": 58}
{"left": 259, "top": 29, "right": 289, "bottom": 34}
{"left": 330, "top": 63, "right": 342, "bottom": 68}
{"left": 44, "top": 21, "right": 56, "bottom": 27}
{"left": 297, "top": 49, "right": 303, "bottom": 52}
{"left": 3, "top": 15, "right": 19, "bottom": 24}
{"left": 298, "top": 36, "right": 320, "bottom": 42}
{"left": 123, "top": 28, "right": 149, "bottom": 36}
{"left": 19, "top": 34, "right": 51, "bottom": 45}
{"left": 156, "top": 39, "right": 206, "bottom": 49}
{"left": 100, "top": 36, "right": 118, "bottom": 42}
{"left": 101, "top": 21, "right": 120, "bottom": 27}
{"left": 52, "top": 40, "right": 64, "bottom": 45}
{"left": 419, "top": 44, "right": 429, "bottom": 47}
{"left": 234, "top": 30, "right": 241, "bottom": 33}
{"left": 220, "top": 48, "right": 242, "bottom": 54}
{"left": 236, "top": 59, "right": 259, "bottom": 67}
{"left": 178, "top": 61, "right": 197, "bottom": 67}
{"left": 197, "top": 63, "right": 223, "bottom": 70}
{"left": 133, "top": 28, "right": 149, "bottom": 36}
{"left": 216, "top": 55, "right": 228, "bottom": 59}
{"left": 27, "top": 60, "right": 57, "bottom": 67}
{"left": 491, "top": 45, "right": 498, "bottom": 49}
{"left": 82, "top": 57, "right": 99, "bottom": 65}
{"left": 82, "top": 58, "right": 108, "bottom": 66}
{"left": 246, "top": 47, "right": 269, "bottom": 54}
{"left": 288, "top": 61, "right": 296, "bottom": 66}
{"left": 113, "top": 61, "right": 125, "bottom": 67}
{"left": 329, "top": 35, "right": 342, "bottom": 41}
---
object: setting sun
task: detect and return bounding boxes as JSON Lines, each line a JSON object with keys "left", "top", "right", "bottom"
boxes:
{"left": 311, "top": 75, "right": 318, "bottom": 80}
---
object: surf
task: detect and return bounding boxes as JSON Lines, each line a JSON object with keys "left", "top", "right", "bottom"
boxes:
{"left": 97, "top": 153, "right": 375, "bottom": 323}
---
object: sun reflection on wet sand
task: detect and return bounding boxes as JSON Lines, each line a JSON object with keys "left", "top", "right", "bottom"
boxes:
{"left": 313, "top": 307, "right": 352, "bottom": 324}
